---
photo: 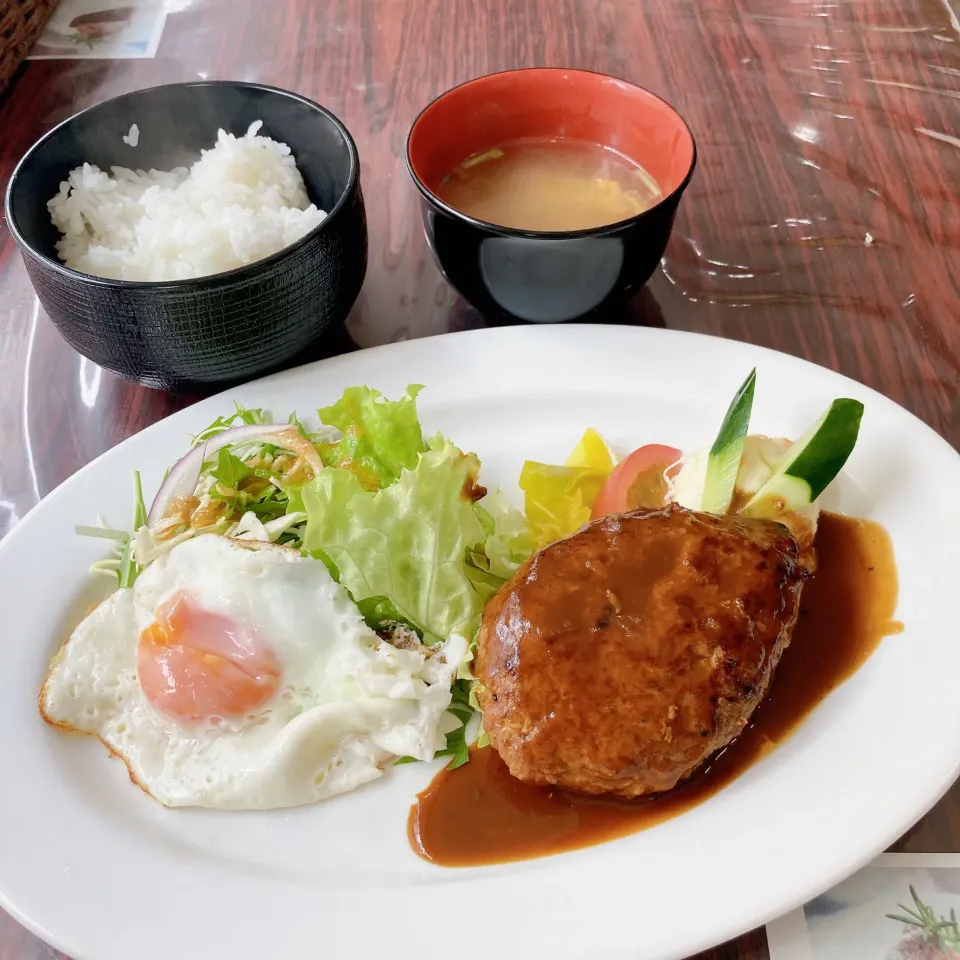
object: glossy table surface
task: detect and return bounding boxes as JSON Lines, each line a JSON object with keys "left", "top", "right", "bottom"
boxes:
{"left": 0, "top": 0, "right": 958, "bottom": 957}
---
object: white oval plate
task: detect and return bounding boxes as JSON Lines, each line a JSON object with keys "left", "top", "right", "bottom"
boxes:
{"left": 2, "top": 326, "right": 958, "bottom": 960}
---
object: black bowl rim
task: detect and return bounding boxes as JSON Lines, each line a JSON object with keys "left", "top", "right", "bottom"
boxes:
{"left": 3, "top": 80, "right": 361, "bottom": 290}
{"left": 405, "top": 66, "right": 698, "bottom": 240}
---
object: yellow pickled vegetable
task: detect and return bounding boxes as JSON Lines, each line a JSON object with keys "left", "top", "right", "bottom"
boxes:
{"left": 564, "top": 427, "right": 618, "bottom": 472}
{"left": 519, "top": 429, "right": 618, "bottom": 548}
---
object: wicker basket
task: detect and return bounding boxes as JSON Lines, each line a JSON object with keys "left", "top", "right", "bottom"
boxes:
{"left": 0, "top": 0, "right": 59, "bottom": 96}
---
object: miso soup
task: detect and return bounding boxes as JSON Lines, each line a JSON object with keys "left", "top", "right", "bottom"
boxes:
{"left": 436, "top": 137, "right": 662, "bottom": 232}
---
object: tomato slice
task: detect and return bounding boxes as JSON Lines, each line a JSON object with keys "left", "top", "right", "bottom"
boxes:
{"left": 590, "top": 444, "right": 683, "bottom": 519}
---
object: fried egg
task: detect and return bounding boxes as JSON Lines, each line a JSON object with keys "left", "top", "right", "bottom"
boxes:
{"left": 40, "top": 535, "right": 465, "bottom": 809}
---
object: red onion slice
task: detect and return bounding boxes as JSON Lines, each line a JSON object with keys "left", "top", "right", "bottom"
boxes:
{"left": 147, "top": 424, "right": 312, "bottom": 526}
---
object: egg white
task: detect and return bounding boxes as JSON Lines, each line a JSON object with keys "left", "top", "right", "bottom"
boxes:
{"left": 40, "top": 535, "right": 465, "bottom": 810}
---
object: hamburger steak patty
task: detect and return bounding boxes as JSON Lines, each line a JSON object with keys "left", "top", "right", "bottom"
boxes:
{"left": 475, "top": 503, "right": 808, "bottom": 798}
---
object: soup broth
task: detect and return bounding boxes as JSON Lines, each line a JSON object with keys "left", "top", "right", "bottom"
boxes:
{"left": 436, "top": 137, "right": 662, "bottom": 232}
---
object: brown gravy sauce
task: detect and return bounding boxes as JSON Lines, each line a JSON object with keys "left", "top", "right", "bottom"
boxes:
{"left": 409, "top": 512, "right": 901, "bottom": 867}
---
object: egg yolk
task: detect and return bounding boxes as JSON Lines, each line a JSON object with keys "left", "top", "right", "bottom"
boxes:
{"left": 138, "top": 591, "right": 281, "bottom": 722}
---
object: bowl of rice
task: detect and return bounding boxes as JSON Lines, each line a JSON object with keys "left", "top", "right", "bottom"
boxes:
{"left": 4, "top": 81, "right": 367, "bottom": 390}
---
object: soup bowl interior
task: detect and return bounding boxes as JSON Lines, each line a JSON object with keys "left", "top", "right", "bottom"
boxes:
{"left": 405, "top": 70, "right": 695, "bottom": 325}
{"left": 407, "top": 68, "right": 695, "bottom": 225}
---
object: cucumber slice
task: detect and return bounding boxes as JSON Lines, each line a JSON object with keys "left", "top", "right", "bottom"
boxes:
{"left": 701, "top": 368, "right": 757, "bottom": 514}
{"left": 741, "top": 398, "right": 864, "bottom": 517}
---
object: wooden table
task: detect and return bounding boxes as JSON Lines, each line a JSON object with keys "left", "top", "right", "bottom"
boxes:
{"left": 0, "top": 0, "right": 958, "bottom": 957}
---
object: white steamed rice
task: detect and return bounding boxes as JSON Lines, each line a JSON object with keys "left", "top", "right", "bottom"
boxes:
{"left": 47, "top": 120, "right": 327, "bottom": 282}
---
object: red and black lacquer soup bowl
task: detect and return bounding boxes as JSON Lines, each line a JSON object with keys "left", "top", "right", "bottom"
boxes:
{"left": 407, "top": 68, "right": 696, "bottom": 324}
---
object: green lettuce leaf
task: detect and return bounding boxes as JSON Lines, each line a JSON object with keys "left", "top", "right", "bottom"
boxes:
{"left": 300, "top": 440, "right": 485, "bottom": 641}
{"left": 356, "top": 596, "right": 425, "bottom": 640}
{"left": 476, "top": 490, "right": 534, "bottom": 580}
{"left": 463, "top": 548, "right": 505, "bottom": 605}
{"left": 316, "top": 385, "right": 426, "bottom": 490}
{"left": 436, "top": 704, "right": 472, "bottom": 769}
{"left": 463, "top": 492, "right": 533, "bottom": 605}
{"left": 192, "top": 402, "right": 269, "bottom": 445}
{"left": 210, "top": 447, "right": 253, "bottom": 489}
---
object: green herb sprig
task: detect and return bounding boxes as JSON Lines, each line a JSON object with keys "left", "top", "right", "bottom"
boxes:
{"left": 887, "top": 886, "right": 960, "bottom": 953}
